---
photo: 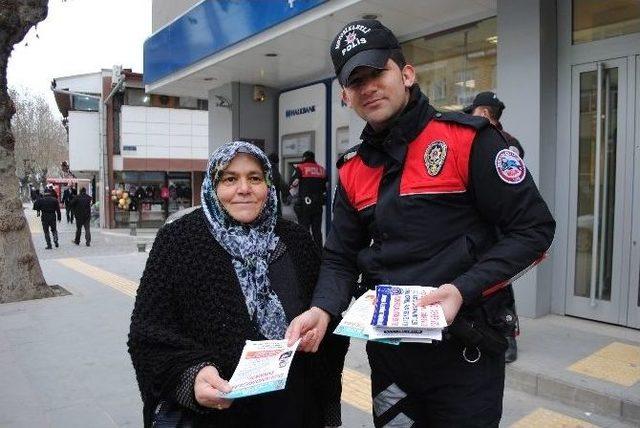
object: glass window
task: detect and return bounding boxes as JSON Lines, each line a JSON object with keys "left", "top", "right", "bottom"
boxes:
{"left": 402, "top": 17, "right": 497, "bottom": 111}
{"left": 573, "top": 0, "right": 640, "bottom": 44}
{"left": 72, "top": 94, "right": 99, "bottom": 111}
{"left": 125, "top": 88, "right": 151, "bottom": 107}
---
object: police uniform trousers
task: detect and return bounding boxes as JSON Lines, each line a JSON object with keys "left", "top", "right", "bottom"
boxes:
{"left": 367, "top": 338, "right": 505, "bottom": 428}
{"left": 295, "top": 206, "right": 323, "bottom": 248}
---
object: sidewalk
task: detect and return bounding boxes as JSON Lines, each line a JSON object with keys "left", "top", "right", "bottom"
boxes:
{"left": 1, "top": 206, "right": 638, "bottom": 426}
{"left": 506, "top": 315, "right": 640, "bottom": 424}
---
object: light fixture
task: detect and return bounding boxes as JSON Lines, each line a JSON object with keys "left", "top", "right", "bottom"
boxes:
{"left": 486, "top": 36, "right": 498, "bottom": 44}
{"left": 265, "top": 53, "right": 278, "bottom": 57}
{"left": 204, "top": 77, "right": 217, "bottom": 81}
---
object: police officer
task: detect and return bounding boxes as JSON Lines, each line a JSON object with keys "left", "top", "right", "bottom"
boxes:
{"left": 464, "top": 91, "right": 525, "bottom": 158}
{"left": 289, "top": 150, "right": 327, "bottom": 248}
{"left": 286, "top": 19, "right": 555, "bottom": 427}
{"left": 466, "top": 91, "right": 522, "bottom": 363}
{"left": 33, "top": 188, "right": 61, "bottom": 249}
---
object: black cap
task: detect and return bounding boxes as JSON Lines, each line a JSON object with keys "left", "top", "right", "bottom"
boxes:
{"left": 330, "top": 19, "right": 400, "bottom": 86}
{"left": 463, "top": 91, "right": 505, "bottom": 114}
{"left": 302, "top": 150, "right": 315, "bottom": 161}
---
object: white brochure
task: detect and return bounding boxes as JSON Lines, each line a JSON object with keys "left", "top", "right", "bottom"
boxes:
{"left": 372, "top": 285, "right": 448, "bottom": 329}
{"left": 333, "top": 290, "right": 400, "bottom": 345}
{"left": 221, "top": 338, "right": 300, "bottom": 399}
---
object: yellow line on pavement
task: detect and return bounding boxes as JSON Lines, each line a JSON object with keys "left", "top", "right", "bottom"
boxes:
{"left": 342, "top": 367, "right": 372, "bottom": 413}
{"left": 27, "top": 215, "right": 42, "bottom": 234}
{"left": 57, "top": 258, "right": 138, "bottom": 297}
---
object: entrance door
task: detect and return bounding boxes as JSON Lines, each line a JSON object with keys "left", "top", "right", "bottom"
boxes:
{"left": 628, "top": 56, "right": 640, "bottom": 329}
{"left": 566, "top": 57, "right": 636, "bottom": 325}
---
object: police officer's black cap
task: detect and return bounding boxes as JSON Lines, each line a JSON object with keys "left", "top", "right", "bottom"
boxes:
{"left": 330, "top": 19, "right": 401, "bottom": 86}
{"left": 463, "top": 91, "right": 505, "bottom": 114}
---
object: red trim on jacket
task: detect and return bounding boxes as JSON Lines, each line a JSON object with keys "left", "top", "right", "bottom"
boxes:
{"left": 339, "top": 120, "right": 478, "bottom": 211}
{"left": 400, "top": 120, "right": 476, "bottom": 196}
{"left": 296, "top": 162, "right": 326, "bottom": 179}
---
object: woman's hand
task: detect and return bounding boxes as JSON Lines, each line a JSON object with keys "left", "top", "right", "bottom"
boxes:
{"left": 194, "top": 365, "right": 233, "bottom": 410}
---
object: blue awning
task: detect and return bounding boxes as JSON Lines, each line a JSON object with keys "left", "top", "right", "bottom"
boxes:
{"left": 144, "top": 0, "right": 328, "bottom": 85}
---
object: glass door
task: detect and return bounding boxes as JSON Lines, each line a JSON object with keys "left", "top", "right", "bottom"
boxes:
{"left": 628, "top": 56, "right": 640, "bottom": 329}
{"left": 566, "top": 58, "right": 630, "bottom": 324}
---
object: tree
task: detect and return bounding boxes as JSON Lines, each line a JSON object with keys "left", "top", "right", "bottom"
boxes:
{"left": 10, "top": 86, "right": 68, "bottom": 197}
{"left": 0, "top": 0, "right": 54, "bottom": 303}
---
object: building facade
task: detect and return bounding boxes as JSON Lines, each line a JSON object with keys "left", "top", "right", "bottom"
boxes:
{"left": 52, "top": 68, "right": 209, "bottom": 228}
{"left": 145, "top": 0, "right": 640, "bottom": 328}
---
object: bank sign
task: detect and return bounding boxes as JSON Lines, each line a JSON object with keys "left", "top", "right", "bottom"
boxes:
{"left": 285, "top": 105, "right": 316, "bottom": 118}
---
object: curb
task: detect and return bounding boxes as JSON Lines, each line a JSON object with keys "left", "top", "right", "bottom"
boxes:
{"left": 506, "top": 365, "right": 640, "bottom": 425}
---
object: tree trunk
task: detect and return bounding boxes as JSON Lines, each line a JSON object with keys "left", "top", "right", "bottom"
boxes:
{"left": 0, "top": 0, "right": 53, "bottom": 303}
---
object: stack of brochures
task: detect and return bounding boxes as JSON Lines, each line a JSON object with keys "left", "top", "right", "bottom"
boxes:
{"left": 334, "top": 285, "right": 447, "bottom": 344}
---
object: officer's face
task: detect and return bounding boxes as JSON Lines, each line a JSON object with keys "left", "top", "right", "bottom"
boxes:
{"left": 216, "top": 153, "right": 268, "bottom": 224}
{"left": 341, "top": 59, "right": 415, "bottom": 131}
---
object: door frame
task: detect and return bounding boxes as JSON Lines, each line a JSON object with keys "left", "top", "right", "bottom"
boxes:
{"left": 564, "top": 57, "right": 631, "bottom": 325}
{"left": 627, "top": 55, "right": 640, "bottom": 328}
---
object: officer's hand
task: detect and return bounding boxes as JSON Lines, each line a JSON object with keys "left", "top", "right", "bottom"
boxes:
{"left": 285, "top": 307, "right": 330, "bottom": 352}
{"left": 417, "top": 284, "right": 463, "bottom": 325}
{"left": 194, "top": 365, "right": 233, "bottom": 410}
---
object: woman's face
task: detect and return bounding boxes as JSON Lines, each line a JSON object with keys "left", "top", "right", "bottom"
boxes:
{"left": 216, "top": 153, "right": 269, "bottom": 224}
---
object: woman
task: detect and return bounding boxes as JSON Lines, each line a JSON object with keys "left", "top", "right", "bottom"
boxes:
{"left": 128, "top": 141, "right": 347, "bottom": 427}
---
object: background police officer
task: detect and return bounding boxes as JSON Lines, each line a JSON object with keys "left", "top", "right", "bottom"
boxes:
{"left": 465, "top": 91, "right": 522, "bottom": 363}
{"left": 289, "top": 150, "right": 327, "bottom": 248}
{"left": 287, "top": 19, "right": 555, "bottom": 427}
{"left": 33, "top": 188, "right": 61, "bottom": 249}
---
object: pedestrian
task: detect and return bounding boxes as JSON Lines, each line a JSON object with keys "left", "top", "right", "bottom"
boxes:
{"left": 286, "top": 19, "right": 555, "bottom": 427}
{"left": 62, "top": 186, "right": 74, "bottom": 224}
{"left": 128, "top": 141, "right": 348, "bottom": 427}
{"left": 465, "top": 91, "right": 523, "bottom": 363}
{"left": 33, "top": 188, "right": 61, "bottom": 249}
{"left": 69, "top": 187, "right": 92, "bottom": 247}
{"left": 464, "top": 91, "right": 525, "bottom": 157}
{"left": 289, "top": 150, "right": 327, "bottom": 248}
{"left": 268, "top": 152, "right": 286, "bottom": 217}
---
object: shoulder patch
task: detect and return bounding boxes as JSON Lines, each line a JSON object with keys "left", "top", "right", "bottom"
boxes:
{"left": 336, "top": 144, "right": 361, "bottom": 169}
{"left": 433, "top": 111, "right": 490, "bottom": 131}
{"left": 495, "top": 149, "right": 526, "bottom": 184}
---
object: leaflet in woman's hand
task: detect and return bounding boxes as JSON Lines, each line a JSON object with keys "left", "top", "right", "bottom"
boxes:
{"left": 221, "top": 338, "right": 300, "bottom": 399}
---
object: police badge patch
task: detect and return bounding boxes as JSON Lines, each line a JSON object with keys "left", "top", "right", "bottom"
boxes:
{"left": 424, "top": 141, "right": 447, "bottom": 176}
{"left": 495, "top": 149, "right": 526, "bottom": 184}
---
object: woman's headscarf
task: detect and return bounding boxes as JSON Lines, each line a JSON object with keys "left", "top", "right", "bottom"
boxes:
{"left": 201, "top": 141, "right": 287, "bottom": 339}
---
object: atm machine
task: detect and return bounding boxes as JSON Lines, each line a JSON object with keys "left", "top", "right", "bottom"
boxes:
{"left": 278, "top": 82, "right": 327, "bottom": 226}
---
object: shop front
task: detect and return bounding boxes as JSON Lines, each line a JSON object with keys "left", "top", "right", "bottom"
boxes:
{"left": 112, "top": 171, "right": 194, "bottom": 228}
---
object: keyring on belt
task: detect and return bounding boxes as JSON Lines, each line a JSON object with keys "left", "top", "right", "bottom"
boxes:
{"left": 462, "top": 346, "right": 481, "bottom": 363}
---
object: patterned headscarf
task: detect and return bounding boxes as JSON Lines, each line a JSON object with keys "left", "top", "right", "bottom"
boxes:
{"left": 201, "top": 141, "right": 287, "bottom": 339}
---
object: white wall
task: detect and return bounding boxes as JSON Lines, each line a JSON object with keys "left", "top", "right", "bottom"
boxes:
{"left": 120, "top": 106, "right": 209, "bottom": 161}
{"left": 68, "top": 111, "right": 100, "bottom": 171}
{"left": 54, "top": 72, "right": 102, "bottom": 94}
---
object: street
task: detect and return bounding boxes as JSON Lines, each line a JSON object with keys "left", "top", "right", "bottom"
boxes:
{"left": 0, "top": 206, "right": 636, "bottom": 427}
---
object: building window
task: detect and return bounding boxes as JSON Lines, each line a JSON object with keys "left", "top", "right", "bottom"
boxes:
{"left": 72, "top": 94, "right": 99, "bottom": 111}
{"left": 573, "top": 0, "right": 640, "bottom": 44}
{"left": 402, "top": 17, "right": 497, "bottom": 111}
{"left": 179, "top": 96, "right": 209, "bottom": 110}
{"left": 125, "top": 88, "right": 151, "bottom": 107}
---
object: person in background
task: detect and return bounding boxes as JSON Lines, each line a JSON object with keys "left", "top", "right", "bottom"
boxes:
{"left": 268, "top": 152, "right": 286, "bottom": 217}
{"left": 70, "top": 187, "right": 93, "bottom": 247}
{"left": 128, "top": 141, "right": 348, "bottom": 427}
{"left": 289, "top": 150, "right": 327, "bottom": 248}
{"left": 62, "top": 186, "right": 75, "bottom": 224}
{"left": 465, "top": 91, "right": 523, "bottom": 363}
{"left": 286, "top": 19, "right": 555, "bottom": 427}
{"left": 33, "top": 188, "right": 61, "bottom": 249}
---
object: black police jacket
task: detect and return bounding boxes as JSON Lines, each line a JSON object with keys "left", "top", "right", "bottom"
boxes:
{"left": 33, "top": 195, "right": 61, "bottom": 223}
{"left": 312, "top": 86, "right": 555, "bottom": 316}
